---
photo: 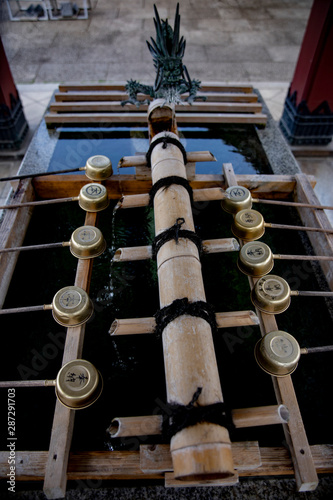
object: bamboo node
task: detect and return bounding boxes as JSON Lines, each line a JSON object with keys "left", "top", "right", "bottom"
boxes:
{"left": 152, "top": 218, "right": 202, "bottom": 258}
{"left": 149, "top": 175, "right": 193, "bottom": 207}
{"left": 146, "top": 133, "right": 187, "bottom": 168}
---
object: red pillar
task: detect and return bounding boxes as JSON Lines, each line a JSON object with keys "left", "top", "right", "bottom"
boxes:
{"left": 0, "top": 37, "right": 28, "bottom": 149}
{"left": 0, "top": 37, "right": 19, "bottom": 109}
{"left": 280, "top": 0, "right": 333, "bottom": 145}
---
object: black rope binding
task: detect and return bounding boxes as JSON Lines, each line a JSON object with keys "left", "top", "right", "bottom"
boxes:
{"left": 161, "top": 387, "right": 235, "bottom": 440}
{"left": 152, "top": 218, "right": 202, "bottom": 258}
{"left": 154, "top": 297, "right": 217, "bottom": 337}
{"left": 146, "top": 134, "right": 188, "bottom": 169}
{"left": 149, "top": 175, "right": 193, "bottom": 207}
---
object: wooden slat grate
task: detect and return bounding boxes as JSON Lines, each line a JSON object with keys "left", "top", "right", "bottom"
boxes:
{"left": 0, "top": 137, "right": 332, "bottom": 496}
{"left": 45, "top": 83, "right": 267, "bottom": 127}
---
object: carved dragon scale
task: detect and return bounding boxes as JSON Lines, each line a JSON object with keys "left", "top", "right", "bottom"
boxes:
{"left": 122, "top": 3, "right": 205, "bottom": 107}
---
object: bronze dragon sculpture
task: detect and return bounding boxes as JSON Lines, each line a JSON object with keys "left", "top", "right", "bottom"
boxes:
{"left": 122, "top": 3, "right": 205, "bottom": 107}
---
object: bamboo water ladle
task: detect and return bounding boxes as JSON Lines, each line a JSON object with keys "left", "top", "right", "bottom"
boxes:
{"left": 0, "top": 286, "right": 94, "bottom": 327}
{"left": 0, "top": 225, "right": 106, "bottom": 259}
{"left": 0, "top": 182, "right": 110, "bottom": 212}
{"left": 237, "top": 241, "right": 333, "bottom": 278}
{"left": 231, "top": 208, "right": 333, "bottom": 241}
{"left": 0, "top": 359, "right": 103, "bottom": 410}
{"left": 251, "top": 274, "right": 333, "bottom": 315}
{"left": 0, "top": 155, "right": 112, "bottom": 183}
{"left": 221, "top": 185, "right": 333, "bottom": 214}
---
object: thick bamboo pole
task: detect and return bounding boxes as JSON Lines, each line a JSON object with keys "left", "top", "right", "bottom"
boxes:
{"left": 148, "top": 102, "right": 234, "bottom": 481}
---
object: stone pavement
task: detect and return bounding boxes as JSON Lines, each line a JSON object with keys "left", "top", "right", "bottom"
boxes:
{"left": 1, "top": 1, "right": 333, "bottom": 221}
{"left": 1, "top": 0, "right": 313, "bottom": 85}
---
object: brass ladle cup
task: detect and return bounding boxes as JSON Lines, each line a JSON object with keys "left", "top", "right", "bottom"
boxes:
{"left": 254, "top": 331, "right": 301, "bottom": 377}
{"left": 84, "top": 155, "right": 113, "bottom": 181}
{"left": 238, "top": 241, "right": 333, "bottom": 278}
{"left": 251, "top": 274, "right": 333, "bottom": 315}
{"left": 221, "top": 185, "right": 333, "bottom": 214}
{"left": 0, "top": 360, "right": 103, "bottom": 410}
{"left": 0, "top": 182, "right": 109, "bottom": 212}
{"left": 0, "top": 225, "right": 107, "bottom": 259}
{"left": 254, "top": 331, "right": 333, "bottom": 377}
{"left": 231, "top": 209, "right": 333, "bottom": 241}
{"left": 0, "top": 155, "right": 112, "bottom": 183}
{"left": 0, "top": 286, "right": 94, "bottom": 327}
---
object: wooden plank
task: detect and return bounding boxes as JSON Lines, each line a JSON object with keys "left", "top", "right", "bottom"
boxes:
{"left": 199, "top": 83, "right": 254, "bottom": 93}
{"left": 242, "top": 446, "right": 294, "bottom": 477}
{"left": 43, "top": 211, "right": 97, "bottom": 499}
{"left": 242, "top": 445, "right": 333, "bottom": 478}
{"left": 223, "top": 163, "right": 319, "bottom": 492}
{"left": 58, "top": 84, "right": 127, "bottom": 92}
{"left": 44, "top": 112, "right": 267, "bottom": 126}
{"left": 57, "top": 83, "right": 254, "bottom": 93}
{"left": 1, "top": 445, "right": 332, "bottom": 481}
{"left": 49, "top": 101, "right": 263, "bottom": 114}
{"left": 135, "top": 165, "right": 151, "bottom": 180}
{"left": 54, "top": 91, "right": 259, "bottom": 103}
{"left": 55, "top": 91, "right": 129, "bottom": 102}
{"left": 295, "top": 173, "right": 333, "bottom": 291}
{"left": 0, "top": 180, "right": 35, "bottom": 308}
{"left": 0, "top": 451, "right": 163, "bottom": 481}
{"left": 140, "top": 442, "right": 261, "bottom": 473}
{"left": 236, "top": 174, "right": 315, "bottom": 197}
{"left": 31, "top": 174, "right": 316, "bottom": 202}
{"left": 164, "top": 471, "right": 239, "bottom": 487}
{"left": 235, "top": 174, "right": 316, "bottom": 194}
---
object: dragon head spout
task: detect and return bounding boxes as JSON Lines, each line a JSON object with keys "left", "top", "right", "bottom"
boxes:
{"left": 122, "top": 3, "right": 204, "bottom": 107}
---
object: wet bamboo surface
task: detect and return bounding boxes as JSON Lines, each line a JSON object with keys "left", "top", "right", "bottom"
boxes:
{"left": 149, "top": 103, "right": 234, "bottom": 481}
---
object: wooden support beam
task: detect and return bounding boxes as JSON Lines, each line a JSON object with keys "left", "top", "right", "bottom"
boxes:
{"left": 49, "top": 101, "right": 263, "bottom": 114}
{"left": 57, "top": 83, "right": 255, "bottom": 93}
{"left": 0, "top": 445, "right": 332, "bottom": 481}
{"left": 223, "top": 163, "right": 319, "bottom": 492}
{"left": 140, "top": 442, "right": 261, "bottom": 473}
{"left": 295, "top": 173, "right": 333, "bottom": 291}
{"left": 0, "top": 180, "right": 35, "bottom": 308}
{"left": 31, "top": 173, "right": 317, "bottom": 202}
{"left": 54, "top": 91, "right": 259, "bottom": 103}
{"left": 45, "top": 112, "right": 267, "bottom": 126}
{"left": 43, "top": 211, "right": 97, "bottom": 500}
{"left": 164, "top": 471, "right": 239, "bottom": 487}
